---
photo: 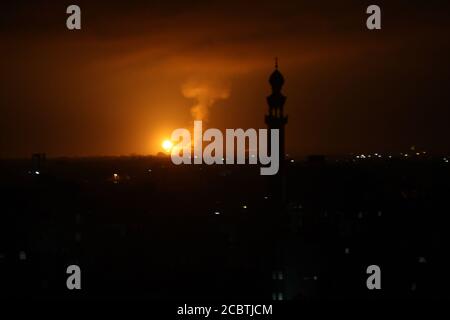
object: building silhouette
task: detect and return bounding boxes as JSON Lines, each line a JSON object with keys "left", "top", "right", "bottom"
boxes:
{"left": 265, "top": 58, "right": 288, "bottom": 164}
{"left": 265, "top": 58, "right": 288, "bottom": 206}
{"left": 264, "top": 60, "right": 292, "bottom": 300}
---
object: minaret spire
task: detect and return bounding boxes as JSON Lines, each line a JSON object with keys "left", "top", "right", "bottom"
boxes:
{"left": 265, "top": 61, "right": 288, "bottom": 187}
{"left": 264, "top": 62, "right": 289, "bottom": 298}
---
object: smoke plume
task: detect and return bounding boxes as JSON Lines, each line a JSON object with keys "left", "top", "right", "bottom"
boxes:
{"left": 181, "top": 79, "right": 230, "bottom": 121}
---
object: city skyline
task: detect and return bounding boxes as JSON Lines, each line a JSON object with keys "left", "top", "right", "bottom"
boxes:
{"left": 1, "top": 1, "right": 450, "bottom": 305}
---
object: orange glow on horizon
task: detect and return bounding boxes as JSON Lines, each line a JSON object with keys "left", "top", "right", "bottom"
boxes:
{"left": 162, "top": 139, "right": 174, "bottom": 153}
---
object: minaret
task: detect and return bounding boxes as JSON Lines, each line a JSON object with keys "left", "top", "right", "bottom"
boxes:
{"left": 264, "top": 59, "right": 289, "bottom": 301}
{"left": 265, "top": 58, "right": 287, "bottom": 164}
{"left": 265, "top": 58, "right": 288, "bottom": 204}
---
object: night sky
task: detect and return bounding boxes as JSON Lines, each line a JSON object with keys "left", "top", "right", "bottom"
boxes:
{"left": 1, "top": 0, "right": 449, "bottom": 157}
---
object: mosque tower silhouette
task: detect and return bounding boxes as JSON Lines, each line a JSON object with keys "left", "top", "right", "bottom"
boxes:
{"left": 265, "top": 58, "right": 288, "bottom": 205}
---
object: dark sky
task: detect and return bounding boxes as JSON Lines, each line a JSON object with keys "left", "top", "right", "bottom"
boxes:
{"left": 1, "top": 0, "right": 449, "bottom": 157}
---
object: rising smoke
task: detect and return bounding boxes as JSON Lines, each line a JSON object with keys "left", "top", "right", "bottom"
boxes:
{"left": 181, "top": 78, "right": 230, "bottom": 121}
